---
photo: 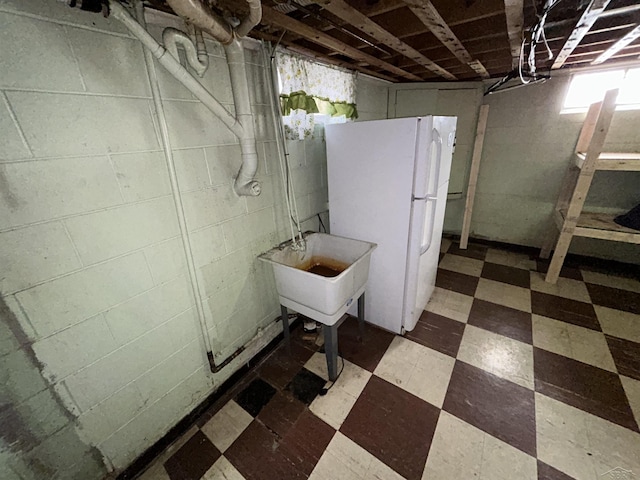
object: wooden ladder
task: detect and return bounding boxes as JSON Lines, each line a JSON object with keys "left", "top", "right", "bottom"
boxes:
{"left": 540, "top": 88, "right": 640, "bottom": 283}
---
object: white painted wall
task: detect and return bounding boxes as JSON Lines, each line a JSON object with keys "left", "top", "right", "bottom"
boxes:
{"left": 363, "top": 73, "right": 639, "bottom": 264}
{"left": 355, "top": 75, "right": 390, "bottom": 121}
{"left": 0, "top": 0, "right": 328, "bottom": 474}
{"left": 461, "top": 75, "right": 640, "bottom": 263}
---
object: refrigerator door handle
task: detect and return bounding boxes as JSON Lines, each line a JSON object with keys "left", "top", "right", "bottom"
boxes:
{"left": 429, "top": 128, "right": 443, "bottom": 197}
{"left": 420, "top": 197, "right": 438, "bottom": 255}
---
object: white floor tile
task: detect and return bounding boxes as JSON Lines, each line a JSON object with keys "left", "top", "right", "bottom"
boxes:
{"left": 440, "top": 237, "right": 452, "bottom": 254}
{"left": 374, "top": 336, "right": 455, "bottom": 408}
{"left": 423, "top": 411, "right": 536, "bottom": 480}
{"left": 475, "top": 278, "right": 532, "bottom": 313}
{"left": 581, "top": 270, "right": 640, "bottom": 293}
{"left": 309, "top": 432, "right": 404, "bottom": 480}
{"left": 457, "top": 325, "right": 534, "bottom": 389}
{"left": 306, "top": 353, "right": 371, "bottom": 429}
{"left": 536, "top": 393, "right": 640, "bottom": 480}
{"left": 530, "top": 272, "right": 591, "bottom": 303}
{"left": 201, "top": 400, "right": 253, "bottom": 453}
{"left": 485, "top": 249, "right": 536, "bottom": 271}
{"left": 532, "top": 315, "right": 616, "bottom": 372}
{"left": 438, "top": 254, "right": 484, "bottom": 277}
{"left": 595, "top": 306, "right": 640, "bottom": 344}
{"left": 203, "top": 456, "right": 246, "bottom": 480}
{"left": 425, "top": 287, "right": 474, "bottom": 323}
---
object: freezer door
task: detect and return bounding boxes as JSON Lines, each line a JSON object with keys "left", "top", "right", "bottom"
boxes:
{"left": 412, "top": 126, "right": 442, "bottom": 200}
{"left": 402, "top": 182, "right": 449, "bottom": 331}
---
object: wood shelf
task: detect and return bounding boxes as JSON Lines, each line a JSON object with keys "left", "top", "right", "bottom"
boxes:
{"left": 575, "top": 152, "right": 640, "bottom": 171}
{"left": 542, "top": 90, "right": 638, "bottom": 284}
{"left": 558, "top": 208, "right": 640, "bottom": 244}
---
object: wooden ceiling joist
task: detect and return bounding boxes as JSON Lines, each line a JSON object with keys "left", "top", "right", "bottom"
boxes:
{"left": 261, "top": 5, "right": 423, "bottom": 81}
{"left": 552, "top": 0, "right": 612, "bottom": 69}
{"left": 402, "top": 0, "right": 490, "bottom": 77}
{"left": 592, "top": 24, "right": 640, "bottom": 65}
{"left": 251, "top": 30, "right": 398, "bottom": 82}
{"left": 312, "top": 0, "right": 457, "bottom": 80}
{"left": 503, "top": 0, "right": 524, "bottom": 68}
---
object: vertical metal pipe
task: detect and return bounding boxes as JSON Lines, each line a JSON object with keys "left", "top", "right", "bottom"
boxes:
{"left": 135, "top": 1, "right": 216, "bottom": 370}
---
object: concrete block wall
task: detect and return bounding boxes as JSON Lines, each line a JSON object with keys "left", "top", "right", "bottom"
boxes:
{"left": 0, "top": 0, "right": 328, "bottom": 475}
{"left": 355, "top": 75, "right": 390, "bottom": 121}
{"left": 470, "top": 76, "right": 640, "bottom": 263}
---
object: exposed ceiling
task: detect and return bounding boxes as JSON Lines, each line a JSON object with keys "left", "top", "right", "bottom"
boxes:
{"left": 151, "top": 0, "right": 640, "bottom": 82}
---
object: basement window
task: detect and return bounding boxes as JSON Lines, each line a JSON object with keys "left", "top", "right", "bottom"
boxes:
{"left": 562, "top": 67, "right": 640, "bottom": 113}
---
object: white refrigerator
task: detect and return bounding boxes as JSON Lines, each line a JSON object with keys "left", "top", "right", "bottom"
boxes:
{"left": 326, "top": 116, "right": 457, "bottom": 334}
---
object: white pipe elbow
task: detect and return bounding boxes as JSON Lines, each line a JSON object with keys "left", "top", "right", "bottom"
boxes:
{"left": 162, "top": 27, "right": 208, "bottom": 77}
{"left": 234, "top": 139, "right": 261, "bottom": 196}
{"left": 165, "top": 0, "right": 233, "bottom": 45}
{"left": 236, "top": 0, "right": 262, "bottom": 38}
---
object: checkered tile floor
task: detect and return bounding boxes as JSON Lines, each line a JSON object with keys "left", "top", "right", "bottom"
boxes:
{"left": 138, "top": 239, "right": 640, "bottom": 480}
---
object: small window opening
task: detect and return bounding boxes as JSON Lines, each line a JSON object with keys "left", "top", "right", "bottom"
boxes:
{"left": 562, "top": 67, "right": 640, "bottom": 114}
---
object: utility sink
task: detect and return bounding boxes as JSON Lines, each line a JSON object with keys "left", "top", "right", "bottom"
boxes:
{"left": 259, "top": 233, "right": 376, "bottom": 326}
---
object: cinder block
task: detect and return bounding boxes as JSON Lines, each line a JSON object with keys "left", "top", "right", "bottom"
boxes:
{"left": 68, "top": 28, "right": 150, "bottom": 97}
{"left": 163, "top": 100, "right": 237, "bottom": 149}
{"left": 286, "top": 139, "right": 306, "bottom": 168}
{"left": 190, "top": 225, "right": 226, "bottom": 267}
{"left": 205, "top": 144, "right": 241, "bottom": 186}
{"left": 64, "top": 307, "right": 200, "bottom": 411}
{"left": 198, "top": 247, "right": 252, "bottom": 298}
{"left": 0, "top": 96, "right": 31, "bottom": 161}
{"left": 33, "top": 313, "right": 118, "bottom": 380}
{"left": 172, "top": 148, "right": 210, "bottom": 192}
{"left": 104, "top": 275, "right": 192, "bottom": 345}
{"left": 16, "top": 252, "right": 154, "bottom": 338}
{"left": 183, "top": 185, "right": 246, "bottom": 231}
{"left": 0, "top": 221, "right": 82, "bottom": 294}
{"left": 65, "top": 196, "right": 180, "bottom": 265}
{"left": 222, "top": 207, "right": 275, "bottom": 250}
{"left": 143, "top": 237, "right": 187, "bottom": 285}
{"left": 204, "top": 276, "right": 255, "bottom": 331}
{"left": 99, "top": 366, "right": 211, "bottom": 470}
{"left": 134, "top": 340, "right": 203, "bottom": 404}
{"left": 110, "top": 151, "right": 171, "bottom": 202}
{"left": 0, "top": 0, "right": 130, "bottom": 35}
{"left": 0, "top": 12, "right": 84, "bottom": 92}
{"left": 7, "top": 92, "right": 159, "bottom": 157}
{"left": 198, "top": 55, "right": 233, "bottom": 105}
{"left": 77, "top": 382, "right": 146, "bottom": 446}
{"left": 0, "top": 348, "right": 48, "bottom": 404}
{"left": 0, "top": 156, "right": 123, "bottom": 230}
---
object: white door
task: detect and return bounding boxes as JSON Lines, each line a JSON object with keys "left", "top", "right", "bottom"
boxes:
{"left": 401, "top": 125, "right": 441, "bottom": 331}
{"left": 402, "top": 118, "right": 456, "bottom": 332}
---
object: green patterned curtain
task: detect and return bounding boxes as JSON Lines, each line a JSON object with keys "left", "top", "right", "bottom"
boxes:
{"left": 276, "top": 51, "right": 358, "bottom": 140}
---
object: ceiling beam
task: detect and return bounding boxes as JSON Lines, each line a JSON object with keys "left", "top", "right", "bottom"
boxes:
{"left": 503, "top": 0, "right": 524, "bottom": 68}
{"left": 401, "top": 0, "right": 490, "bottom": 77}
{"left": 251, "top": 30, "right": 399, "bottom": 82}
{"left": 552, "top": 0, "right": 612, "bottom": 69}
{"left": 261, "top": 6, "right": 423, "bottom": 81}
{"left": 592, "top": 24, "right": 640, "bottom": 65}
{"left": 312, "top": 0, "right": 457, "bottom": 79}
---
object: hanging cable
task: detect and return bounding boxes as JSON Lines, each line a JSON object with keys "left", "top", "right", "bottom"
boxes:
{"left": 263, "top": 43, "right": 305, "bottom": 249}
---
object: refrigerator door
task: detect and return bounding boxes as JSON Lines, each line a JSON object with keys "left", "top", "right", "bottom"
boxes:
{"left": 327, "top": 118, "right": 421, "bottom": 334}
{"left": 402, "top": 120, "right": 455, "bottom": 332}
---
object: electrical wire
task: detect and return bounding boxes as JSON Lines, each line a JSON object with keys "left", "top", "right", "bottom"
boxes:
{"left": 317, "top": 213, "right": 326, "bottom": 233}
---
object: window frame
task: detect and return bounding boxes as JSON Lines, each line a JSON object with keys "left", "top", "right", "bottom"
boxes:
{"left": 561, "top": 66, "right": 640, "bottom": 114}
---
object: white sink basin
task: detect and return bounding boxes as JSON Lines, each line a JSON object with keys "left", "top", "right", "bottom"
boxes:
{"left": 259, "top": 233, "right": 377, "bottom": 326}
